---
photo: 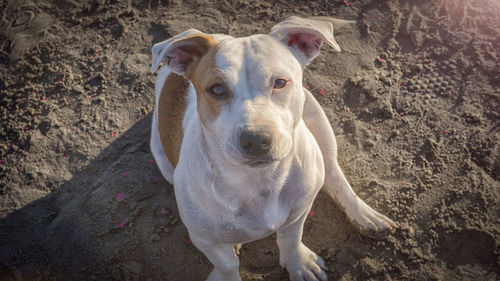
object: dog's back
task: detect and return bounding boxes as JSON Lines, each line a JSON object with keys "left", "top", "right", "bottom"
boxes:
{"left": 156, "top": 72, "right": 189, "bottom": 167}
{"left": 150, "top": 66, "right": 192, "bottom": 184}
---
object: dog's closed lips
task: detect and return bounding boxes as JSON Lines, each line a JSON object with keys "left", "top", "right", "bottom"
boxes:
{"left": 245, "top": 158, "right": 274, "bottom": 167}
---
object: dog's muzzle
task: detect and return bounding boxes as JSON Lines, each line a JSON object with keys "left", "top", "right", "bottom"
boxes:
{"left": 237, "top": 128, "right": 275, "bottom": 166}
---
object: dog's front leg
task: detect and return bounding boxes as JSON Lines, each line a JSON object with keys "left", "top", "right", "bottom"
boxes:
{"left": 190, "top": 234, "right": 241, "bottom": 281}
{"left": 277, "top": 210, "right": 327, "bottom": 281}
{"left": 302, "top": 88, "right": 397, "bottom": 236}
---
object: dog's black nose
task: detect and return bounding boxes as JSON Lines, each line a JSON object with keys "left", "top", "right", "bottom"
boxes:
{"left": 238, "top": 129, "right": 273, "bottom": 158}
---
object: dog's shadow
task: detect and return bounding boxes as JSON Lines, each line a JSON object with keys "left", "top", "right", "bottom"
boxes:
{"left": 0, "top": 114, "right": 358, "bottom": 281}
{"left": 0, "top": 114, "right": 209, "bottom": 280}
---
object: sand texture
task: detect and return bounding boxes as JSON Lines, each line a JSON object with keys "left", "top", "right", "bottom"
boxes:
{"left": 0, "top": 0, "right": 499, "bottom": 280}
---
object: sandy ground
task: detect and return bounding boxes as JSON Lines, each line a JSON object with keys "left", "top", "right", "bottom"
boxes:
{"left": 0, "top": 0, "right": 499, "bottom": 280}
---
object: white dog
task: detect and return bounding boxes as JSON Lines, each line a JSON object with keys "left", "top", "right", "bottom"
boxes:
{"left": 150, "top": 16, "right": 396, "bottom": 281}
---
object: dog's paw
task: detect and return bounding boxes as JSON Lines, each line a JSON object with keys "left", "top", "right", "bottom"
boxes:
{"left": 281, "top": 243, "right": 327, "bottom": 281}
{"left": 344, "top": 198, "right": 398, "bottom": 238}
{"left": 234, "top": 244, "right": 242, "bottom": 255}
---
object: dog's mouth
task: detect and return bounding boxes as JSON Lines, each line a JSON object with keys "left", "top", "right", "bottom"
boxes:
{"left": 245, "top": 159, "right": 272, "bottom": 167}
{"left": 243, "top": 156, "right": 278, "bottom": 167}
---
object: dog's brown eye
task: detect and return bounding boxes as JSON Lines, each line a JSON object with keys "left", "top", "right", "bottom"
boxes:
{"left": 273, "top": 78, "right": 287, "bottom": 89}
{"left": 208, "top": 84, "right": 226, "bottom": 98}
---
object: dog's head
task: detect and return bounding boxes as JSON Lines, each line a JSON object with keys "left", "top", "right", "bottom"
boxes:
{"left": 151, "top": 16, "right": 351, "bottom": 167}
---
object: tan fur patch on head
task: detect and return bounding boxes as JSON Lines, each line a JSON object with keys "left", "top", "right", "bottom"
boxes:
{"left": 181, "top": 34, "right": 219, "bottom": 77}
{"left": 190, "top": 46, "right": 228, "bottom": 125}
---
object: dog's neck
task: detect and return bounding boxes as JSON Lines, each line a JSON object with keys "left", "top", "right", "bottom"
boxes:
{"left": 195, "top": 116, "right": 295, "bottom": 203}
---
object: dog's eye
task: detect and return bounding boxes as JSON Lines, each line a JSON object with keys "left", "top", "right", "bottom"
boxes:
{"left": 207, "top": 84, "right": 226, "bottom": 98}
{"left": 273, "top": 78, "right": 288, "bottom": 89}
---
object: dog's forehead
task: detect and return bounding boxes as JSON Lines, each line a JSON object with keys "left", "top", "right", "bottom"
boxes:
{"left": 215, "top": 35, "right": 300, "bottom": 87}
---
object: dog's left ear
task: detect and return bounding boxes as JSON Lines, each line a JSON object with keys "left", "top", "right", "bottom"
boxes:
{"left": 151, "top": 29, "right": 218, "bottom": 76}
{"left": 270, "top": 16, "right": 355, "bottom": 67}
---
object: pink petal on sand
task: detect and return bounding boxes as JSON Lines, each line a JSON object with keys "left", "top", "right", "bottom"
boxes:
{"left": 115, "top": 193, "right": 125, "bottom": 200}
{"left": 308, "top": 211, "right": 315, "bottom": 216}
{"left": 319, "top": 88, "right": 325, "bottom": 95}
{"left": 160, "top": 208, "right": 167, "bottom": 214}
{"left": 112, "top": 131, "right": 117, "bottom": 137}
{"left": 121, "top": 171, "right": 129, "bottom": 176}
{"left": 119, "top": 220, "right": 125, "bottom": 228}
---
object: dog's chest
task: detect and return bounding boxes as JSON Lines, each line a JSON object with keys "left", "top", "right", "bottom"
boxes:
{"left": 206, "top": 169, "right": 314, "bottom": 243}
{"left": 226, "top": 192, "right": 291, "bottom": 239}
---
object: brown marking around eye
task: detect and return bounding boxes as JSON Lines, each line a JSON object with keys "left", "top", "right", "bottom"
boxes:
{"left": 190, "top": 45, "right": 231, "bottom": 125}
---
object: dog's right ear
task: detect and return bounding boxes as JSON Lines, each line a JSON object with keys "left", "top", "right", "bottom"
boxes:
{"left": 151, "top": 29, "right": 218, "bottom": 76}
{"left": 270, "top": 16, "right": 355, "bottom": 67}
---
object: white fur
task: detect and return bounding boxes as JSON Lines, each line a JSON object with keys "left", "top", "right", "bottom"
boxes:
{"left": 150, "top": 16, "right": 396, "bottom": 281}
